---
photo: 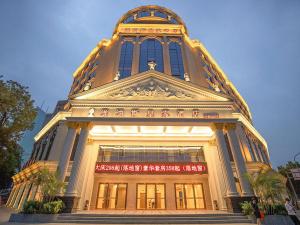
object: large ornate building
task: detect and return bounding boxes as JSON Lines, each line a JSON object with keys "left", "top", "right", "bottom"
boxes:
{"left": 6, "top": 5, "right": 270, "bottom": 213}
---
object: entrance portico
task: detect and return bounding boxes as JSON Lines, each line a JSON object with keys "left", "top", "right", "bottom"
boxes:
{"left": 58, "top": 117, "right": 253, "bottom": 213}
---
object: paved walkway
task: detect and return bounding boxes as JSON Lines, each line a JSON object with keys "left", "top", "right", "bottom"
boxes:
{"left": 0, "top": 206, "right": 253, "bottom": 225}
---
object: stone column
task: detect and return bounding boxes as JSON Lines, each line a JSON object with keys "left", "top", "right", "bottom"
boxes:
{"left": 226, "top": 123, "right": 253, "bottom": 196}
{"left": 64, "top": 123, "right": 90, "bottom": 212}
{"left": 204, "top": 145, "right": 227, "bottom": 210}
{"left": 212, "top": 123, "right": 238, "bottom": 197}
{"left": 57, "top": 122, "right": 78, "bottom": 182}
{"left": 48, "top": 122, "right": 68, "bottom": 161}
{"left": 163, "top": 36, "right": 171, "bottom": 75}
{"left": 131, "top": 37, "right": 140, "bottom": 75}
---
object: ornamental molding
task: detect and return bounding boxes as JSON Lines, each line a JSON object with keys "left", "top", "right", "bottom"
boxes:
{"left": 109, "top": 78, "right": 194, "bottom": 100}
{"left": 73, "top": 70, "right": 230, "bottom": 102}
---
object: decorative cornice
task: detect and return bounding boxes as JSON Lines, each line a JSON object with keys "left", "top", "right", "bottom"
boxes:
{"left": 12, "top": 161, "right": 58, "bottom": 184}
{"left": 34, "top": 111, "right": 71, "bottom": 141}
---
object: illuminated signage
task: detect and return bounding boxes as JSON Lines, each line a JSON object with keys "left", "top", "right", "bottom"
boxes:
{"left": 95, "top": 162, "right": 207, "bottom": 174}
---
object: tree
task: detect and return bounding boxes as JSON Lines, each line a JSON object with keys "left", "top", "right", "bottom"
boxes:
{"left": 31, "top": 168, "right": 65, "bottom": 202}
{"left": 0, "top": 76, "right": 37, "bottom": 189}
{"left": 278, "top": 161, "right": 300, "bottom": 177}
{"left": 246, "top": 167, "right": 286, "bottom": 205}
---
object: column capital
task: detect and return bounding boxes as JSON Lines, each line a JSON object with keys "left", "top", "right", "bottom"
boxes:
{"left": 66, "top": 122, "right": 79, "bottom": 129}
{"left": 225, "top": 123, "right": 237, "bottom": 130}
{"left": 78, "top": 122, "right": 92, "bottom": 129}
{"left": 211, "top": 123, "right": 224, "bottom": 131}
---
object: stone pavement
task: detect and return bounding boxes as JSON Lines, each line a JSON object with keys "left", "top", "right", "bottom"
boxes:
{"left": 0, "top": 206, "right": 253, "bottom": 225}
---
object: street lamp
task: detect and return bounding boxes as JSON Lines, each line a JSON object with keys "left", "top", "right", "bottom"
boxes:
{"left": 294, "top": 152, "right": 300, "bottom": 162}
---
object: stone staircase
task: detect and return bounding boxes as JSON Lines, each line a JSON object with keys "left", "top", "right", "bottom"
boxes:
{"left": 56, "top": 213, "right": 253, "bottom": 224}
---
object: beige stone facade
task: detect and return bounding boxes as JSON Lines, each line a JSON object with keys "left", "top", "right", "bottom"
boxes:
{"left": 7, "top": 5, "right": 271, "bottom": 213}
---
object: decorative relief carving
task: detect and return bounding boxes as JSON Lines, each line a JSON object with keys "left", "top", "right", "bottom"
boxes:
{"left": 88, "top": 108, "right": 95, "bottom": 117}
{"left": 109, "top": 79, "right": 194, "bottom": 100}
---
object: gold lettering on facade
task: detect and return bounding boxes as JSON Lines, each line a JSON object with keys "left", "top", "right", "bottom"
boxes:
{"left": 146, "top": 109, "right": 155, "bottom": 118}
{"left": 116, "top": 108, "right": 124, "bottom": 117}
{"left": 192, "top": 109, "right": 200, "bottom": 118}
{"left": 131, "top": 108, "right": 139, "bottom": 117}
{"left": 177, "top": 109, "right": 184, "bottom": 118}
{"left": 99, "top": 108, "right": 109, "bottom": 117}
{"left": 161, "top": 109, "right": 170, "bottom": 118}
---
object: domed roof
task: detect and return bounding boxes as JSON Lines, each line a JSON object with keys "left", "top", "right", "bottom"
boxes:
{"left": 113, "top": 5, "right": 188, "bottom": 35}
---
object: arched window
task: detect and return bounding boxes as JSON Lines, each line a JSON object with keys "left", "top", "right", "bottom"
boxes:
{"left": 118, "top": 41, "right": 134, "bottom": 78}
{"left": 169, "top": 42, "right": 184, "bottom": 79}
{"left": 139, "top": 39, "right": 164, "bottom": 73}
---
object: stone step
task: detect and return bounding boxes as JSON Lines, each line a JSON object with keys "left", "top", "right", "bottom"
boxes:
{"left": 56, "top": 214, "right": 252, "bottom": 224}
{"left": 56, "top": 219, "right": 252, "bottom": 224}
{"left": 58, "top": 213, "right": 245, "bottom": 217}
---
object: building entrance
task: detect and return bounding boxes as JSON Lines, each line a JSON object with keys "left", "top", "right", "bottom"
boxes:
{"left": 175, "top": 184, "right": 205, "bottom": 209}
{"left": 96, "top": 183, "right": 127, "bottom": 209}
{"left": 137, "top": 184, "right": 166, "bottom": 209}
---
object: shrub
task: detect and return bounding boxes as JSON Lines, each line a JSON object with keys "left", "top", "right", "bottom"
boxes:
{"left": 23, "top": 200, "right": 43, "bottom": 214}
{"left": 273, "top": 204, "right": 287, "bottom": 215}
{"left": 41, "top": 200, "right": 65, "bottom": 214}
{"left": 240, "top": 201, "right": 254, "bottom": 216}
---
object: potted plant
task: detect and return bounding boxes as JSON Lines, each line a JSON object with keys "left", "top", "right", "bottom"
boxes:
{"left": 240, "top": 201, "right": 256, "bottom": 223}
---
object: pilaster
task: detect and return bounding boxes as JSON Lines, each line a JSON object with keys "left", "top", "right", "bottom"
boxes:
{"left": 163, "top": 36, "right": 171, "bottom": 75}
{"left": 57, "top": 122, "right": 78, "bottom": 183}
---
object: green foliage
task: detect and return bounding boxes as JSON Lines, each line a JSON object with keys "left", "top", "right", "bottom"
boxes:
{"left": 260, "top": 204, "right": 288, "bottom": 215}
{"left": 41, "top": 200, "right": 65, "bottom": 214}
{"left": 23, "top": 200, "right": 64, "bottom": 214}
{"left": 31, "top": 168, "right": 65, "bottom": 202}
{"left": 278, "top": 161, "right": 300, "bottom": 177}
{"left": 23, "top": 200, "right": 43, "bottom": 214}
{"left": 240, "top": 201, "right": 254, "bottom": 216}
{"left": 0, "top": 76, "right": 37, "bottom": 188}
{"left": 245, "top": 167, "right": 286, "bottom": 205}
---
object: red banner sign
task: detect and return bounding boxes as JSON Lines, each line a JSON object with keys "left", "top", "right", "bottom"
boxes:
{"left": 95, "top": 162, "right": 207, "bottom": 174}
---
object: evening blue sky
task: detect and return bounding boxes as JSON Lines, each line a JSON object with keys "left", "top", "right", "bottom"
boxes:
{"left": 0, "top": 0, "right": 299, "bottom": 167}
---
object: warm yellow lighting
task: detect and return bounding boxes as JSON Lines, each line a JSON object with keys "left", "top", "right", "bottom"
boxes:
{"left": 165, "top": 126, "right": 190, "bottom": 134}
{"left": 89, "top": 125, "right": 213, "bottom": 137}
{"left": 191, "top": 126, "right": 213, "bottom": 136}
{"left": 183, "top": 34, "right": 252, "bottom": 120}
{"left": 90, "top": 125, "right": 113, "bottom": 135}
{"left": 113, "top": 125, "right": 139, "bottom": 134}
{"left": 140, "top": 126, "right": 164, "bottom": 134}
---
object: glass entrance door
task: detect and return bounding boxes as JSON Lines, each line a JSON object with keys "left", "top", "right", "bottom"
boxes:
{"left": 96, "top": 183, "right": 127, "bottom": 209}
{"left": 137, "top": 184, "right": 165, "bottom": 209}
{"left": 175, "top": 184, "right": 205, "bottom": 209}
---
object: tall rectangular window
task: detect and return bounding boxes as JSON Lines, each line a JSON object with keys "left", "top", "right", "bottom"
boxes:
{"left": 169, "top": 42, "right": 184, "bottom": 79}
{"left": 139, "top": 39, "right": 164, "bottom": 73}
{"left": 118, "top": 42, "right": 134, "bottom": 78}
{"left": 96, "top": 183, "right": 127, "bottom": 209}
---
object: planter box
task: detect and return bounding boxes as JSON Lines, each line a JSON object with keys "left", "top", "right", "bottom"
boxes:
{"left": 9, "top": 213, "right": 58, "bottom": 223}
{"left": 263, "top": 215, "right": 294, "bottom": 225}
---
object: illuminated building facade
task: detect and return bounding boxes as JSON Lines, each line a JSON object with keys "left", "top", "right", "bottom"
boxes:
{"left": 7, "top": 5, "right": 270, "bottom": 213}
